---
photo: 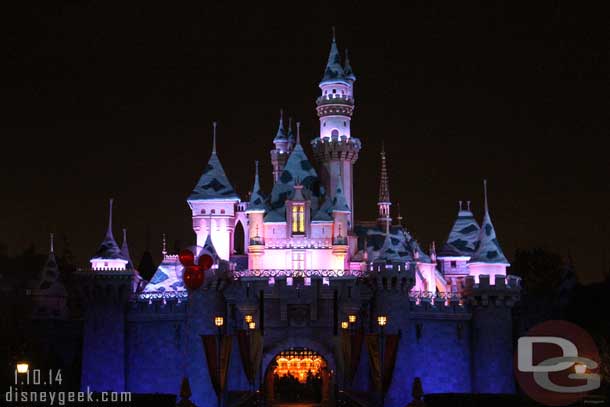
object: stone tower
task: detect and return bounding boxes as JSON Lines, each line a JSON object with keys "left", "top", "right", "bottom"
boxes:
{"left": 312, "top": 30, "right": 361, "bottom": 230}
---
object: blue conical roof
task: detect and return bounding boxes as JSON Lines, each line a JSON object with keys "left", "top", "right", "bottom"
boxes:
{"left": 321, "top": 31, "right": 346, "bottom": 83}
{"left": 330, "top": 175, "right": 350, "bottom": 212}
{"left": 188, "top": 145, "right": 239, "bottom": 201}
{"left": 120, "top": 228, "right": 134, "bottom": 269}
{"left": 247, "top": 161, "right": 266, "bottom": 212}
{"left": 439, "top": 203, "right": 480, "bottom": 257}
{"left": 92, "top": 199, "right": 123, "bottom": 260}
{"left": 469, "top": 181, "right": 509, "bottom": 264}
{"left": 273, "top": 110, "right": 287, "bottom": 142}
{"left": 343, "top": 49, "right": 356, "bottom": 81}
{"left": 265, "top": 143, "right": 322, "bottom": 221}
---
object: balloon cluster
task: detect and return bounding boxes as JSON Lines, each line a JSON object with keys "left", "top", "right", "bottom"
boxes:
{"left": 179, "top": 249, "right": 214, "bottom": 290}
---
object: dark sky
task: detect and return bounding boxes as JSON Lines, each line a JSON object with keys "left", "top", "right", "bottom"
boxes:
{"left": 1, "top": 2, "right": 608, "bottom": 282}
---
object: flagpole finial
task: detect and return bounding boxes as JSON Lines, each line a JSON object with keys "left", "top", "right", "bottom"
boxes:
{"left": 296, "top": 121, "right": 301, "bottom": 145}
{"left": 50, "top": 233, "right": 54, "bottom": 253}
{"left": 162, "top": 233, "right": 167, "bottom": 256}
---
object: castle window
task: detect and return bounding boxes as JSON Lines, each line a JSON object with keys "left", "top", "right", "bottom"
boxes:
{"left": 292, "top": 251, "right": 305, "bottom": 270}
{"left": 331, "top": 129, "right": 339, "bottom": 138}
{"left": 211, "top": 209, "right": 216, "bottom": 214}
{"left": 221, "top": 209, "right": 225, "bottom": 214}
{"left": 292, "top": 204, "right": 305, "bottom": 234}
{"left": 201, "top": 209, "right": 206, "bottom": 214}
{"left": 450, "top": 261, "right": 457, "bottom": 269}
{"left": 343, "top": 121, "right": 346, "bottom": 127}
{"left": 332, "top": 89, "right": 336, "bottom": 93}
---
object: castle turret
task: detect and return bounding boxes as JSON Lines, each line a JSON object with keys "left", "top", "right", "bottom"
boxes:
{"left": 467, "top": 180, "right": 509, "bottom": 284}
{"left": 247, "top": 161, "right": 266, "bottom": 269}
{"left": 438, "top": 200, "right": 480, "bottom": 292}
{"left": 311, "top": 30, "right": 361, "bottom": 230}
{"left": 187, "top": 122, "right": 241, "bottom": 261}
{"left": 377, "top": 144, "right": 392, "bottom": 233}
{"left": 79, "top": 200, "right": 133, "bottom": 392}
{"left": 90, "top": 199, "right": 128, "bottom": 270}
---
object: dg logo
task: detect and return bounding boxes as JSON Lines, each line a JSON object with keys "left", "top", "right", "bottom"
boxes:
{"left": 515, "top": 320, "right": 602, "bottom": 406}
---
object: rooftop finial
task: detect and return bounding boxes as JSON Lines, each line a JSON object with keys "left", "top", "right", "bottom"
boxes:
{"left": 332, "top": 26, "right": 336, "bottom": 42}
{"left": 467, "top": 200, "right": 471, "bottom": 211}
{"left": 106, "top": 198, "right": 114, "bottom": 238}
{"left": 396, "top": 202, "right": 403, "bottom": 225}
{"left": 161, "top": 233, "right": 167, "bottom": 256}
{"left": 122, "top": 228, "right": 127, "bottom": 244}
{"left": 50, "top": 233, "right": 54, "bottom": 253}
{"left": 255, "top": 160, "right": 259, "bottom": 177}
{"left": 378, "top": 143, "right": 390, "bottom": 203}
{"left": 296, "top": 121, "right": 301, "bottom": 145}
{"left": 458, "top": 200, "right": 463, "bottom": 211}
{"left": 212, "top": 121, "right": 217, "bottom": 154}
{"left": 483, "top": 179, "right": 489, "bottom": 214}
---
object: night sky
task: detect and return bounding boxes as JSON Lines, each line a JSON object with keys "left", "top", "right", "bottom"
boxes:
{"left": 2, "top": 2, "right": 608, "bottom": 282}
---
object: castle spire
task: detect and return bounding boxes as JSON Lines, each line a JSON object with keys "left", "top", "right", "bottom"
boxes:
{"left": 296, "top": 121, "right": 301, "bottom": 145}
{"left": 274, "top": 109, "right": 287, "bottom": 141}
{"left": 121, "top": 228, "right": 133, "bottom": 269}
{"left": 247, "top": 160, "right": 266, "bottom": 211}
{"left": 50, "top": 232, "right": 54, "bottom": 253}
{"left": 212, "top": 121, "right": 217, "bottom": 154}
{"left": 321, "top": 27, "right": 345, "bottom": 83}
{"left": 106, "top": 198, "right": 115, "bottom": 239}
{"left": 344, "top": 48, "right": 356, "bottom": 81}
{"left": 396, "top": 202, "right": 403, "bottom": 226}
{"left": 287, "top": 116, "right": 294, "bottom": 144}
{"left": 469, "top": 180, "right": 509, "bottom": 264}
{"left": 377, "top": 143, "right": 392, "bottom": 231}
{"left": 161, "top": 233, "right": 167, "bottom": 256}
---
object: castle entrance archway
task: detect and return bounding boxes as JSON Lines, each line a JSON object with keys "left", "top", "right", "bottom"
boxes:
{"left": 264, "top": 347, "right": 331, "bottom": 406}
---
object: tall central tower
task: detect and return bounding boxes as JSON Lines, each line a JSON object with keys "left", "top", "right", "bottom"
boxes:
{"left": 312, "top": 31, "right": 361, "bottom": 230}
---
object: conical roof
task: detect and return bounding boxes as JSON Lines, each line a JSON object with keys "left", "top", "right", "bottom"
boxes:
{"left": 29, "top": 234, "right": 66, "bottom": 296}
{"left": 321, "top": 29, "right": 346, "bottom": 83}
{"left": 247, "top": 161, "right": 266, "bottom": 212}
{"left": 439, "top": 202, "right": 480, "bottom": 257}
{"left": 469, "top": 181, "right": 509, "bottom": 264}
{"left": 375, "top": 233, "right": 401, "bottom": 263}
{"left": 188, "top": 123, "right": 239, "bottom": 201}
{"left": 343, "top": 49, "right": 356, "bottom": 81}
{"left": 273, "top": 110, "right": 287, "bottom": 142}
{"left": 92, "top": 199, "right": 123, "bottom": 260}
{"left": 265, "top": 143, "right": 322, "bottom": 221}
{"left": 330, "top": 175, "right": 350, "bottom": 212}
{"left": 120, "top": 228, "right": 134, "bottom": 270}
{"left": 203, "top": 234, "right": 220, "bottom": 262}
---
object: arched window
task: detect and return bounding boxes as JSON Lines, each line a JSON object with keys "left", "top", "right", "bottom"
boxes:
{"left": 211, "top": 209, "right": 216, "bottom": 214}
{"left": 331, "top": 129, "right": 339, "bottom": 138}
{"left": 343, "top": 121, "right": 346, "bottom": 127}
{"left": 201, "top": 209, "right": 206, "bottom": 214}
{"left": 220, "top": 209, "right": 225, "bottom": 214}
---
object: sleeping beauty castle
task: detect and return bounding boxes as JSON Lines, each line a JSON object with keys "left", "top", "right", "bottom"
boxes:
{"left": 29, "top": 33, "right": 521, "bottom": 407}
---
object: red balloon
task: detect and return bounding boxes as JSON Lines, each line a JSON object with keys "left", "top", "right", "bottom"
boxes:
{"left": 178, "top": 249, "right": 195, "bottom": 267}
{"left": 183, "top": 265, "right": 204, "bottom": 290}
{"left": 198, "top": 254, "right": 214, "bottom": 271}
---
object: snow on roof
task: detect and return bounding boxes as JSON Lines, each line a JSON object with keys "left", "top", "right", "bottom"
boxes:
{"left": 321, "top": 33, "right": 347, "bottom": 84}
{"left": 330, "top": 176, "right": 350, "bottom": 213}
{"left": 247, "top": 161, "right": 266, "bottom": 212}
{"left": 141, "top": 256, "right": 186, "bottom": 296}
{"left": 439, "top": 208, "right": 480, "bottom": 257}
{"left": 264, "top": 143, "right": 322, "bottom": 222}
{"left": 469, "top": 211, "right": 509, "bottom": 264}
{"left": 188, "top": 152, "right": 239, "bottom": 201}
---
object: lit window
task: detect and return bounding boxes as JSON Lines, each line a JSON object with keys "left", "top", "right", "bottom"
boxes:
{"left": 292, "top": 205, "right": 305, "bottom": 234}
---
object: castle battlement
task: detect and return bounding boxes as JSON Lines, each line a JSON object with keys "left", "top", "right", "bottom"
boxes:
{"left": 462, "top": 274, "right": 521, "bottom": 307}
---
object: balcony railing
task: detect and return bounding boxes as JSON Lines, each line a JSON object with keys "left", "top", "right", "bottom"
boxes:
{"left": 316, "top": 94, "right": 354, "bottom": 105}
